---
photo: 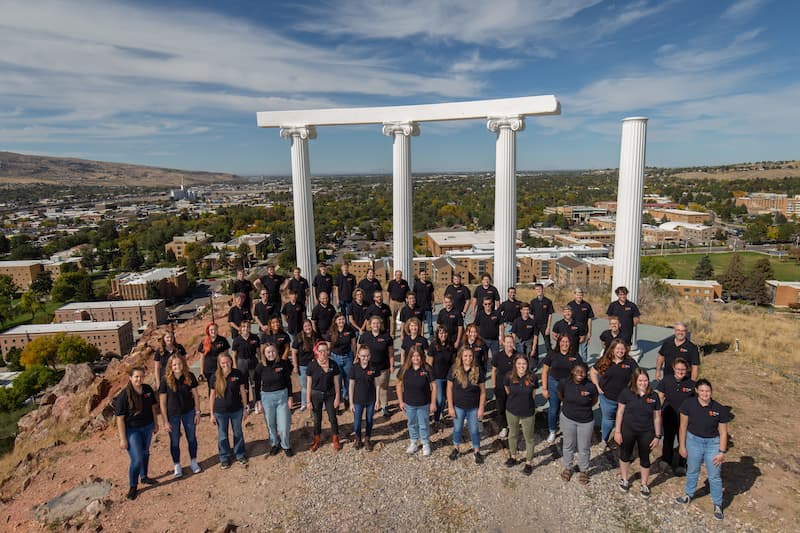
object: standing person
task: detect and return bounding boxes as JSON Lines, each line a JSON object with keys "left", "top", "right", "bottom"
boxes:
{"left": 281, "top": 290, "right": 305, "bottom": 341}
{"left": 197, "top": 323, "right": 230, "bottom": 395}
{"left": 504, "top": 355, "right": 538, "bottom": 475}
{"left": 511, "top": 304, "right": 536, "bottom": 364}
{"left": 387, "top": 270, "right": 410, "bottom": 337}
{"left": 567, "top": 288, "right": 595, "bottom": 362}
{"left": 227, "top": 292, "right": 252, "bottom": 339}
{"left": 429, "top": 327, "right": 455, "bottom": 425}
{"left": 254, "top": 344, "right": 294, "bottom": 457}
{"left": 264, "top": 316, "right": 291, "bottom": 361}
{"left": 231, "top": 269, "right": 254, "bottom": 314}
{"left": 444, "top": 273, "right": 470, "bottom": 318}
{"left": 357, "top": 268, "right": 382, "bottom": 304}
{"left": 312, "top": 263, "right": 334, "bottom": 307}
{"left": 656, "top": 323, "right": 700, "bottom": 382}
{"left": 413, "top": 270, "right": 435, "bottom": 338}
{"left": 291, "top": 319, "right": 318, "bottom": 412}
{"left": 606, "top": 286, "right": 641, "bottom": 346}
{"left": 311, "top": 291, "right": 336, "bottom": 336}
{"left": 437, "top": 295, "right": 464, "bottom": 349}
{"left": 492, "top": 335, "right": 518, "bottom": 439}
{"left": 470, "top": 273, "right": 500, "bottom": 316}
{"left": 306, "top": 341, "right": 342, "bottom": 451}
{"left": 115, "top": 367, "right": 159, "bottom": 500}
{"left": 599, "top": 316, "right": 624, "bottom": 351}
{"left": 209, "top": 353, "right": 249, "bottom": 469}
{"left": 590, "top": 339, "right": 639, "bottom": 451}
{"left": 154, "top": 331, "right": 186, "bottom": 391}
{"left": 676, "top": 379, "right": 730, "bottom": 521}
{"left": 349, "top": 346, "right": 378, "bottom": 451}
{"left": 159, "top": 355, "right": 201, "bottom": 478}
{"left": 530, "top": 283, "right": 554, "bottom": 357}
{"left": 616, "top": 368, "right": 662, "bottom": 498}
{"left": 348, "top": 288, "right": 368, "bottom": 337}
{"left": 551, "top": 305, "right": 586, "bottom": 358}
{"left": 327, "top": 313, "right": 356, "bottom": 409}
{"left": 287, "top": 267, "right": 310, "bottom": 311}
{"left": 231, "top": 321, "right": 260, "bottom": 411}
{"left": 255, "top": 263, "right": 284, "bottom": 316}
{"left": 396, "top": 346, "right": 436, "bottom": 456}
{"left": 462, "top": 323, "right": 488, "bottom": 373}
{"left": 398, "top": 292, "right": 423, "bottom": 340}
{"left": 541, "top": 335, "right": 582, "bottom": 444}
{"left": 334, "top": 262, "right": 356, "bottom": 322}
{"left": 254, "top": 289, "right": 278, "bottom": 343}
{"left": 558, "top": 364, "right": 598, "bottom": 484}
{"left": 364, "top": 290, "right": 392, "bottom": 333}
{"left": 401, "top": 317, "right": 429, "bottom": 367}
{"left": 359, "top": 316, "right": 394, "bottom": 417}
{"left": 499, "top": 287, "right": 522, "bottom": 334}
{"left": 474, "top": 296, "right": 503, "bottom": 373}
{"left": 657, "top": 358, "right": 695, "bottom": 475}
{"left": 447, "top": 347, "right": 486, "bottom": 464}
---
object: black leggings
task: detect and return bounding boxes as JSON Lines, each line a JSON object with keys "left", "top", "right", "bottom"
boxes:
{"left": 662, "top": 406, "right": 685, "bottom": 467}
{"left": 620, "top": 424, "right": 655, "bottom": 468}
{"left": 311, "top": 390, "right": 339, "bottom": 436}
{"left": 494, "top": 384, "right": 508, "bottom": 429}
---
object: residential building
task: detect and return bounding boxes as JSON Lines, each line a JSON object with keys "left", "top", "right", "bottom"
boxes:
{"left": 659, "top": 222, "right": 716, "bottom": 244}
{"left": 555, "top": 256, "right": 589, "bottom": 288}
{"left": 587, "top": 216, "right": 617, "bottom": 231}
{"left": 111, "top": 267, "right": 188, "bottom": 301}
{"left": 543, "top": 205, "right": 609, "bottom": 224}
{"left": 0, "top": 260, "right": 44, "bottom": 290}
{"left": 647, "top": 208, "right": 711, "bottom": 224}
{"left": 661, "top": 279, "right": 723, "bottom": 301}
{"left": 0, "top": 321, "right": 135, "bottom": 357}
{"left": 642, "top": 224, "right": 680, "bottom": 245}
{"left": 735, "top": 193, "right": 800, "bottom": 217}
{"left": 426, "top": 230, "right": 523, "bottom": 256}
{"left": 54, "top": 299, "right": 167, "bottom": 330}
{"left": 226, "top": 233, "right": 271, "bottom": 258}
{"left": 766, "top": 280, "right": 800, "bottom": 307}
{"left": 165, "top": 231, "right": 211, "bottom": 259}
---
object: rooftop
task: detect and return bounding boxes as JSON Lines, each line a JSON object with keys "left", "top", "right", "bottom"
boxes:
{"left": 427, "top": 230, "right": 498, "bottom": 246}
{"left": 57, "top": 299, "right": 164, "bottom": 310}
{"left": 649, "top": 208, "right": 709, "bottom": 216}
{"left": 659, "top": 221, "right": 712, "bottom": 231}
{"left": 116, "top": 267, "right": 183, "bottom": 284}
{"left": 766, "top": 280, "right": 800, "bottom": 289}
{"left": 661, "top": 279, "right": 721, "bottom": 288}
{"left": 2, "top": 321, "right": 130, "bottom": 335}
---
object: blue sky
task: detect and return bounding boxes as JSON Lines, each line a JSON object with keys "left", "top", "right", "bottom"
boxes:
{"left": 1, "top": 0, "right": 798, "bottom": 176}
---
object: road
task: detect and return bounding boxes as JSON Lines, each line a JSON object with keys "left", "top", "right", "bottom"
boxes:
{"left": 166, "top": 278, "right": 223, "bottom": 323}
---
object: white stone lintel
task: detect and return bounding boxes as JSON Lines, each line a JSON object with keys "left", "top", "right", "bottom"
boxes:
{"left": 279, "top": 125, "right": 317, "bottom": 140}
{"left": 382, "top": 121, "right": 420, "bottom": 137}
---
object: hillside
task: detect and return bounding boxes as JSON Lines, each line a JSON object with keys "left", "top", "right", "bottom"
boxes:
{"left": 671, "top": 160, "right": 800, "bottom": 180}
{"left": 0, "top": 151, "right": 240, "bottom": 187}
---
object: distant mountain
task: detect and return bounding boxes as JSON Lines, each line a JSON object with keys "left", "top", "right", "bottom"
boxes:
{"left": 0, "top": 151, "right": 240, "bottom": 187}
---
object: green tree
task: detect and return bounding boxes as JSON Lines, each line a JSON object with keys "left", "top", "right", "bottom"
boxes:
{"left": 4, "top": 346, "right": 24, "bottom": 371}
{"left": 51, "top": 271, "right": 94, "bottom": 302}
{"left": 640, "top": 257, "right": 677, "bottom": 279}
{"left": 80, "top": 248, "right": 96, "bottom": 271}
{"left": 0, "top": 234, "right": 9, "bottom": 255}
{"left": 30, "top": 270, "right": 53, "bottom": 297}
{"left": 0, "top": 274, "right": 18, "bottom": 300}
{"left": 57, "top": 335, "right": 101, "bottom": 365}
{"left": 692, "top": 255, "right": 715, "bottom": 280}
{"left": 121, "top": 245, "right": 144, "bottom": 271}
{"left": 719, "top": 253, "right": 746, "bottom": 297}
{"left": 19, "top": 289, "right": 43, "bottom": 320}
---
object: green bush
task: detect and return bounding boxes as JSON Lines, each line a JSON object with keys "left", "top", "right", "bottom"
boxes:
{"left": 0, "top": 366, "right": 63, "bottom": 413}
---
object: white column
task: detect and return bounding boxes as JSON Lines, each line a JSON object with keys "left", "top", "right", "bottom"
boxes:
{"left": 487, "top": 116, "right": 525, "bottom": 298}
{"left": 383, "top": 121, "right": 419, "bottom": 289}
{"left": 612, "top": 117, "right": 648, "bottom": 358}
{"left": 280, "top": 125, "right": 318, "bottom": 284}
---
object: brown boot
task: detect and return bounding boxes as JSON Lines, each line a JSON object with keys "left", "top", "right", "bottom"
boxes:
{"left": 365, "top": 438, "right": 374, "bottom": 451}
{"left": 310, "top": 435, "right": 321, "bottom": 452}
{"left": 332, "top": 435, "right": 342, "bottom": 451}
{"left": 353, "top": 436, "right": 363, "bottom": 450}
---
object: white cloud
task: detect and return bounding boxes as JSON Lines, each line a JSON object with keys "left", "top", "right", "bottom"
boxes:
{"left": 655, "top": 29, "right": 767, "bottom": 72}
{"left": 721, "top": 0, "right": 767, "bottom": 20}
{"left": 449, "top": 51, "right": 520, "bottom": 73}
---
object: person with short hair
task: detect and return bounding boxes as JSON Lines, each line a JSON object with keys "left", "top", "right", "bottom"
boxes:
{"left": 397, "top": 346, "right": 436, "bottom": 456}
{"left": 387, "top": 270, "right": 410, "bottom": 337}
{"left": 567, "top": 288, "right": 595, "bottom": 362}
{"left": 116, "top": 366, "right": 159, "bottom": 500}
{"left": 231, "top": 269, "right": 254, "bottom": 314}
{"left": 311, "top": 291, "right": 336, "bottom": 335}
{"left": 287, "top": 267, "right": 310, "bottom": 310}
{"left": 551, "top": 304, "right": 586, "bottom": 358}
{"left": 281, "top": 290, "right": 305, "bottom": 339}
{"left": 558, "top": 364, "right": 598, "bottom": 484}
{"left": 447, "top": 346, "right": 486, "bottom": 464}
{"left": 364, "top": 290, "right": 392, "bottom": 333}
{"left": 413, "top": 270, "right": 435, "bottom": 337}
{"left": 398, "top": 291, "right": 424, "bottom": 341}
{"left": 357, "top": 268, "right": 382, "bottom": 304}
{"left": 541, "top": 335, "right": 582, "bottom": 443}
{"left": 470, "top": 273, "right": 499, "bottom": 316}
{"left": 334, "top": 262, "right": 357, "bottom": 321}
{"left": 227, "top": 292, "right": 252, "bottom": 339}
{"left": 348, "top": 288, "right": 368, "bottom": 337}
{"left": 350, "top": 345, "right": 378, "bottom": 451}
{"left": 474, "top": 296, "right": 503, "bottom": 373}
{"left": 360, "top": 316, "right": 394, "bottom": 417}
{"left": 437, "top": 295, "right": 464, "bottom": 348}
{"left": 656, "top": 357, "right": 695, "bottom": 475}
{"left": 231, "top": 320, "right": 260, "bottom": 410}
{"left": 312, "top": 263, "right": 333, "bottom": 307}
{"left": 254, "top": 288, "right": 278, "bottom": 343}
{"left": 444, "top": 273, "right": 470, "bottom": 317}
{"left": 291, "top": 319, "right": 318, "bottom": 412}
{"left": 307, "top": 341, "right": 342, "bottom": 452}
{"left": 401, "top": 316, "right": 429, "bottom": 368}
{"left": 154, "top": 331, "right": 186, "bottom": 391}
{"left": 254, "top": 343, "right": 294, "bottom": 457}
{"left": 209, "top": 353, "right": 249, "bottom": 469}
{"left": 264, "top": 316, "right": 291, "bottom": 361}
{"left": 599, "top": 316, "right": 624, "bottom": 350}
{"left": 656, "top": 323, "right": 700, "bottom": 382}
{"left": 159, "top": 355, "right": 201, "bottom": 478}
{"left": 255, "top": 263, "right": 284, "bottom": 312}
{"left": 590, "top": 338, "right": 639, "bottom": 450}
{"left": 499, "top": 286, "right": 522, "bottom": 334}
{"left": 511, "top": 304, "right": 536, "bottom": 364}
{"left": 606, "top": 286, "right": 641, "bottom": 346}
{"left": 530, "top": 283, "right": 554, "bottom": 356}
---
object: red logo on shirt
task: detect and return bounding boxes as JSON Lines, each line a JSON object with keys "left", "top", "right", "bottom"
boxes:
{"left": 646, "top": 397, "right": 656, "bottom": 404}
{"left": 580, "top": 390, "right": 590, "bottom": 397}
{"left": 419, "top": 371, "right": 426, "bottom": 377}
{"left": 681, "top": 387, "right": 692, "bottom": 393}
{"left": 229, "top": 376, "right": 237, "bottom": 383}
{"left": 708, "top": 410, "right": 719, "bottom": 417}
{"left": 275, "top": 367, "right": 283, "bottom": 373}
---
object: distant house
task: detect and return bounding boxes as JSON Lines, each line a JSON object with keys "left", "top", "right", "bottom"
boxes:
{"left": 0, "top": 321, "right": 134, "bottom": 357}
{"left": 165, "top": 231, "right": 211, "bottom": 259}
{"left": 766, "top": 280, "right": 800, "bottom": 307}
{"left": 111, "top": 267, "right": 188, "bottom": 301}
{"left": 54, "top": 299, "right": 167, "bottom": 330}
{"left": 225, "top": 233, "right": 272, "bottom": 258}
{"left": 661, "top": 279, "right": 723, "bottom": 301}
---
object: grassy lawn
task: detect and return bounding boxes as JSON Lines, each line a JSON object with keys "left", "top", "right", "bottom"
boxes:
{"left": 657, "top": 252, "right": 800, "bottom": 280}
{"left": 1, "top": 300, "right": 62, "bottom": 332}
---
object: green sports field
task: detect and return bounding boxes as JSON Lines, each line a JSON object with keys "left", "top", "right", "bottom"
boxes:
{"left": 655, "top": 252, "right": 800, "bottom": 281}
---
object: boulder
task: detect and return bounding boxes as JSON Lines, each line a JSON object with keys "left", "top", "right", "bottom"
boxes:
{"left": 85, "top": 378, "right": 111, "bottom": 414}
{"left": 52, "top": 395, "right": 74, "bottom": 422}
{"left": 39, "top": 392, "right": 58, "bottom": 406}
{"left": 53, "top": 364, "right": 95, "bottom": 396}
{"left": 17, "top": 405, "right": 53, "bottom": 434}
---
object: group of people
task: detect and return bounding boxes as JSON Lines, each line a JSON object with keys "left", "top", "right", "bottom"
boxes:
{"left": 113, "top": 265, "right": 730, "bottom": 520}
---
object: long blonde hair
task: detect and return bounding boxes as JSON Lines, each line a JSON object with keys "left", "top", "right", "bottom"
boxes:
{"left": 214, "top": 353, "right": 234, "bottom": 398}
{"left": 398, "top": 346, "right": 430, "bottom": 383}
{"left": 452, "top": 347, "right": 480, "bottom": 388}
{"left": 165, "top": 355, "right": 192, "bottom": 392}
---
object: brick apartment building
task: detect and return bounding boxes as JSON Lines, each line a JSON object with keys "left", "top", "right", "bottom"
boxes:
{"left": 111, "top": 267, "right": 188, "bottom": 301}
{"left": 0, "top": 260, "right": 43, "bottom": 290}
{"left": 661, "top": 279, "right": 723, "bottom": 301}
{"left": 54, "top": 299, "right": 167, "bottom": 330}
{"left": 164, "top": 231, "right": 210, "bottom": 259}
{"left": 0, "top": 321, "right": 135, "bottom": 357}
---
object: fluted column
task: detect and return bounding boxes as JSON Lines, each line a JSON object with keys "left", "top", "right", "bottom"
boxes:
{"left": 612, "top": 117, "right": 648, "bottom": 358}
{"left": 488, "top": 116, "right": 525, "bottom": 298}
{"left": 383, "top": 121, "right": 419, "bottom": 289}
{"left": 280, "top": 125, "right": 318, "bottom": 285}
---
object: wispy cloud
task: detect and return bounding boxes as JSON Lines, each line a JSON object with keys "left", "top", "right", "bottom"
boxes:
{"left": 655, "top": 29, "right": 767, "bottom": 71}
{"left": 722, "top": 0, "right": 767, "bottom": 20}
{"left": 449, "top": 51, "right": 520, "bottom": 74}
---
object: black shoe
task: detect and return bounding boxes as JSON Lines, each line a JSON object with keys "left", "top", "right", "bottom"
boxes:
{"left": 713, "top": 505, "right": 724, "bottom": 521}
{"left": 140, "top": 476, "right": 157, "bottom": 485}
{"left": 474, "top": 452, "right": 484, "bottom": 465}
{"left": 504, "top": 458, "right": 517, "bottom": 468}
{"left": 126, "top": 486, "right": 138, "bottom": 500}
{"left": 220, "top": 460, "right": 231, "bottom": 470}
{"left": 269, "top": 445, "right": 281, "bottom": 456}
{"left": 448, "top": 448, "right": 460, "bottom": 461}
{"left": 283, "top": 447, "right": 294, "bottom": 457}
{"left": 382, "top": 408, "right": 390, "bottom": 418}
{"left": 676, "top": 495, "right": 691, "bottom": 504}
{"left": 523, "top": 464, "right": 533, "bottom": 476}
{"left": 237, "top": 457, "right": 249, "bottom": 466}
{"left": 618, "top": 479, "right": 631, "bottom": 493}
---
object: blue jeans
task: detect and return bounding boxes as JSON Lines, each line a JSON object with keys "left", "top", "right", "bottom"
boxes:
{"left": 167, "top": 410, "right": 198, "bottom": 463}
{"left": 125, "top": 423, "right": 153, "bottom": 487}
{"left": 405, "top": 404, "right": 431, "bottom": 446}
{"left": 331, "top": 352, "right": 353, "bottom": 403}
{"left": 353, "top": 402, "right": 374, "bottom": 438}
{"left": 298, "top": 365, "right": 308, "bottom": 409}
{"left": 484, "top": 339, "right": 500, "bottom": 371}
{"left": 579, "top": 341, "right": 589, "bottom": 362}
{"left": 685, "top": 432, "right": 723, "bottom": 506}
{"left": 547, "top": 376, "right": 562, "bottom": 432}
{"left": 261, "top": 389, "right": 292, "bottom": 450}
{"left": 340, "top": 300, "right": 352, "bottom": 323}
{"left": 422, "top": 309, "right": 434, "bottom": 338}
{"left": 599, "top": 394, "right": 618, "bottom": 442}
{"left": 434, "top": 378, "right": 447, "bottom": 421}
{"left": 214, "top": 409, "right": 245, "bottom": 462}
{"left": 453, "top": 406, "right": 481, "bottom": 449}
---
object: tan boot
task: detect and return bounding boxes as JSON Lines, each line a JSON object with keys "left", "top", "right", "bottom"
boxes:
{"left": 332, "top": 435, "right": 342, "bottom": 451}
{"left": 310, "top": 435, "right": 321, "bottom": 452}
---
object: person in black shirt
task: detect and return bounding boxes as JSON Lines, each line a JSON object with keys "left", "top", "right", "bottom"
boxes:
{"left": 360, "top": 316, "right": 394, "bottom": 416}
{"left": 287, "top": 267, "right": 310, "bottom": 309}
{"left": 429, "top": 327, "right": 455, "bottom": 424}
{"left": 615, "top": 368, "right": 662, "bottom": 497}
{"left": 231, "top": 321, "right": 260, "bottom": 410}
{"left": 197, "top": 323, "right": 230, "bottom": 395}
{"left": 349, "top": 346, "right": 378, "bottom": 451}
{"left": 281, "top": 290, "right": 305, "bottom": 338}
{"left": 530, "top": 283, "right": 554, "bottom": 356}
{"left": 159, "top": 355, "right": 201, "bottom": 478}
{"left": 558, "top": 364, "right": 598, "bottom": 484}
{"left": 599, "top": 316, "right": 624, "bottom": 351}
{"left": 511, "top": 304, "right": 536, "bottom": 364}
{"left": 606, "top": 286, "right": 641, "bottom": 345}
{"left": 413, "top": 270, "right": 435, "bottom": 337}
{"left": 311, "top": 291, "right": 336, "bottom": 336}
{"left": 231, "top": 269, "right": 254, "bottom": 315}
{"left": 437, "top": 295, "right": 464, "bottom": 348}
{"left": 327, "top": 313, "right": 356, "bottom": 408}
{"left": 253, "top": 288, "right": 278, "bottom": 343}
{"left": 312, "top": 263, "right": 334, "bottom": 307}
{"left": 567, "top": 288, "right": 595, "bottom": 362}
{"left": 542, "top": 335, "right": 582, "bottom": 443}
{"left": 401, "top": 317, "right": 429, "bottom": 367}
{"left": 398, "top": 292, "right": 423, "bottom": 340}
{"left": 264, "top": 316, "right": 291, "bottom": 361}
{"left": 227, "top": 292, "right": 252, "bottom": 339}
{"left": 387, "top": 269, "right": 410, "bottom": 337}
{"left": 656, "top": 323, "right": 700, "bottom": 381}
{"left": 397, "top": 346, "right": 436, "bottom": 456}
{"left": 474, "top": 297, "right": 503, "bottom": 373}
{"left": 470, "top": 273, "right": 500, "bottom": 316}
{"left": 154, "top": 331, "right": 186, "bottom": 390}
{"left": 447, "top": 346, "right": 486, "bottom": 464}
{"left": 115, "top": 367, "right": 159, "bottom": 500}
{"left": 551, "top": 305, "right": 586, "bottom": 358}
{"left": 291, "top": 319, "right": 319, "bottom": 412}
{"left": 499, "top": 287, "right": 522, "bottom": 333}
{"left": 656, "top": 358, "right": 695, "bottom": 475}
{"left": 365, "top": 290, "right": 392, "bottom": 333}
{"left": 492, "top": 336, "right": 518, "bottom": 438}
{"left": 444, "top": 274, "right": 470, "bottom": 317}
{"left": 255, "top": 263, "right": 284, "bottom": 309}
{"left": 357, "top": 268, "right": 382, "bottom": 304}
{"left": 503, "top": 355, "right": 538, "bottom": 474}
{"left": 334, "top": 262, "right": 357, "bottom": 321}
{"left": 348, "top": 288, "right": 368, "bottom": 337}
{"left": 254, "top": 343, "right": 294, "bottom": 457}
{"left": 307, "top": 341, "right": 342, "bottom": 451}
{"left": 209, "top": 353, "right": 249, "bottom": 468}
{"left": 590, "top": 339, "right": 638, "bottom": 449}
{"left": 462, "top": 324, "right": 488, "bottom": 372}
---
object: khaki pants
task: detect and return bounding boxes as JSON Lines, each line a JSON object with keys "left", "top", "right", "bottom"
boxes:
{"left": 506, "top": 411, "right": 536, "bottom": 462}
{"left": 389, "top": 300, "right": 404, "bottom": 337}
{"left": 375, "top": 369, "right": 391, "bottom": 411}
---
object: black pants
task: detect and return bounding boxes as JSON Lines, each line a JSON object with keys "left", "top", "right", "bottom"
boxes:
{"left": 533, "top": 325, "right": 551, "bottom": 355}
{"left": 204, "top": 371, "right": 215, "bottom": 395}
{"left": 662, "top": 406, "right": 686, "bottom": 467}
{"left": 620, "top": 424, "right": 655, "bottom": 468}
{"left": 311, "top": 390, "right": 339, "bottom": 436}
{"left": 494, "top": 383, "right": 508, "bottom": 429}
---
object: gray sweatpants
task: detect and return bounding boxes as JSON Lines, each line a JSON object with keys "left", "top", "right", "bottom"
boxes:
{"left": 560, "top": 413, "right": 593, "bottom": 472}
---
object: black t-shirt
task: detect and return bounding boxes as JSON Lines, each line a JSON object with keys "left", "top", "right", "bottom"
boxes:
{"left": 349, "top": 364, "right": 377, "bottom": 405}
{"left": 530, "top": 297, "right": 554, "bottom": 325}
{"left": 365, "top": 302, "right": 392, "bottom": 332}
{"left": 253, "top": 300, "right": 279, "bottom": 326}
{"left": 388, "top": 279, "right": 410, "bottom": 302}
{"left": 311, "top": 303, "right": 337, "bottom": 335}
{"left": 551, "top": 319, "right": 586, "bottom": 351}
{"left": 558, "top": 378, "right": 598, "bottom": 424}
{"left": 232, "top": 278, "right": 254, "bottom": 309}
{"left": 114, "top": 384, "right": 157, "bottom": 428}
{"left": 447, "top": 366, "right": 485, "bottom": 409}
{"left": 444, "top": 284, "right": 471, "bottom": 314}
{"left": 158, "top": 373, "right": 198, "bottom": 417}
{"left": 474, "top": 308, "right": 501, "bottom": 341}
{"left": 307, "top": 359, "right": 340, "bottom": 394}
{"left": 312, "top": 273, "right": 334, "bottom": 299}
{"left": 154, "top": 344, "right": 187, "bottom": 378}
{"left": 619, "top": 388, "right": 661, "bottom": 433}
{"left": 430, "top": 343, "right": 455, "bottom": 380}
{"left": 360, "top": 331, "right": 394, "bottom": 371}
{"left": 232, "top": 333, "right": 260, "bottom": 365}
{"left": 291, "top": 335, "right": 317, "bottom": 367}
{"left": 504, "top": 373, "right": 538, "bottom": 417}
{"left": 492, "top": 349, "right": 517, "bottom": 382}
{"left": 402, "top": 335, "right": 429, "bottom": 357}
{"left": 350, "top": 301, "right": 368, "bottom": 329}
{"left": 542, "top": 350, "right": 582, "bottom": 381}
{"left": 287, "top": 276, "right": 310, "bottom": 306}
{"left": 211, "top": 369, "right": 245, "bottom": 413}
{"left": 328, "top": 325, "right": 356, "bottom": 355}
{"left": 357, "top": 278, "right": 382, "bottom": 303}
{"left": 511, "top": 317, "right": 535, "bottom": 342}
{"left": 437, "top": 308, "right": 463, "bottom": 338}
{"left": 259, "top": 273, "right": 285, "bottom": 305}
{"left": 253, "top": 359, "right": 293, "bottom": 394}
{"left": 402, "top": 365, "right": 433, "bottom": 406}
{"left": 413, "top": 279, "right": 434, "bottom": 311}
{"left": 499, "top": 299, "right": 522, "bottom": 325}
{"left": 594, "top": 358, "right": 638, "bottom": 401}
{"left": 281, "top": 301, "right": 305, "bottom": 335}
{"left": 680, "top": 398, "right": 731, "bottom": 438}
{"left": 658, "top": 375, "right": 696, "bottom": 411}
{"left": 567, "top": 300, "right": 595, "bottom": 327}
{"left": 335, "top": 273, "right": 357, "bottom": 302}
{"left": 199, "top": 336, "right": 230, "bottom": 375}
{"left": 659, "top": 337, "right": 701, "bottom": 377}
{"left": 399, "top": 304, "right": 423, "bottom": 323}
{"left": 474, "top": 285, "right": 500, "bottom": 307}
{"left": 227, "top": 305, "right": 252, "bottom": 337}
{"left": 263, "top": 331, "right": 290, "bottom": 358}
{"left": 606, "top": 300, "right": 641, "bottom": 343}
{"left": 463, "top": 341, "right": 488, "bottom": 370}
{"left": 599, "top": 329, "right": 624, "bottom": 348}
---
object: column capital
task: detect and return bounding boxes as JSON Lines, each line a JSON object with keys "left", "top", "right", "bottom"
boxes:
{"left": 487, "top": 115, "right": 525, "bottom": 133}
{"left": 382, "top": 121, "right": 420, "bottom": 137}
{"left": 279, "top": 125, "right": 317, "bottom": 140}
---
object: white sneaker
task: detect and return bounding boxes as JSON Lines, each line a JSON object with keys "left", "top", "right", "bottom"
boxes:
{"left": 173, "top": 463, "right": 183, "bottom": 478}
{"left": 406, "top": 442, "right": 419, "bottom": 454}
{"left": 190, "top": 460, "right": 201, "bottom": 474}
{"left": 254, "top": 405, "right": 261, "bottom": 414}
{"left": 547, "top": 431, "right": 556, "bottom": 443}
{"left": 499, "top": 427, "right": 509, "bottom": 439}
{"left": 422, "top": 444, "right": 432, "bottom": 456}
